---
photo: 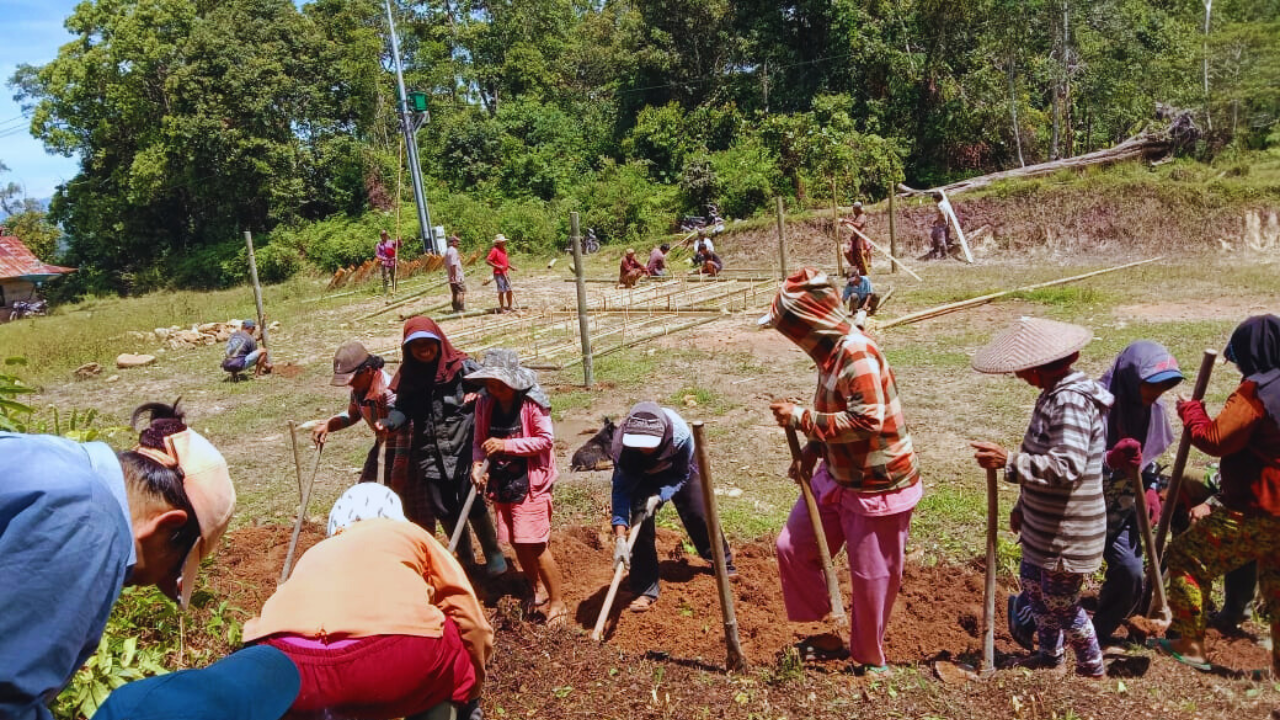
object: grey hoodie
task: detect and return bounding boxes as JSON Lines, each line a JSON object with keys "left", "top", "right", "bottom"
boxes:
{"left": 1009, "top": 370, "right": 1114, "bottom": 574}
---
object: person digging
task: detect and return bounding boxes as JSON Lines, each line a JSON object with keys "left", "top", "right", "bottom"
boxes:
{"left": 0, "top": 400, "right": 237, "bottom": 720}
{"left": 311, "top": 341, "right": 409, "bottom": 486}
{"left": 761, "top": 268, "right": 922, "bottom": 673}
{"left": 609, "top": 402, "right": 735, "bottom": 613}
{"left": 222, "top": 319, "right": 272, "bottom": 378}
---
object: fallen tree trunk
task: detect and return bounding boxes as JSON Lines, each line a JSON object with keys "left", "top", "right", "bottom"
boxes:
{"left": 898, "top": 113, "right": 1200, "bottom": 198}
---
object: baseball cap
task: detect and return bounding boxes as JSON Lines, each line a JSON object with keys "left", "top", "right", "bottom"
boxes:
{"left": 165, "top": 429, "right": 236, "bottom": 609}
{"left": 621, "top": 401, "right": 667, "bottom": 450}
{"left": 93, "top": 645, "right": 300, "bottom": 720}
{"left": 331, "top": 341, "right": 371, "bottom": 387}
{"left": 241, "top": 319, "right": 256, "bottom": 330}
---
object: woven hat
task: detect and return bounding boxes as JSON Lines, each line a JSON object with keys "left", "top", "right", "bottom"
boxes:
{"left": 972, "top": 317, "right": 1093, "bottom": 374}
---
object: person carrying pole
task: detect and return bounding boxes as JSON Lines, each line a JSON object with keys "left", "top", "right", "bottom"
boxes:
{"left": 971, "top": 317, "right": 1111, "bottom": 678}
{"left": 1152, "top": 315, "right": 1280, "bottom": 676}
{"left": 0, "top": 400, "right": 237, "bottom": 720}
{"left": 761, "top": 268, "right": 922, "bottom": 673}
{"left": 311, "top": 342, "right": 410, "bottom": 486}
{"left": 486, "top": 234, "right": 516, "bottom": 313}
{"left": 466, "top": 349, "right": 567, "bottom": 627}
{"left": 840, "top": 201, "right": 872, "bottom": 277}
{"left": 1006, "top": 340, "right": 1184, "bottom": 649}
{"left": 609, "top": 402, "right": 735, "bottom": 613}
{"left": 377, "top": 229, "right": 401, "bottom": 297}
{"left": 379, "top": 317, "right": 507, "bottom": 577}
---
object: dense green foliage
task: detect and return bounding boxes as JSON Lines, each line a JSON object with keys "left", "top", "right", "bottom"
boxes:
{"left": 9, "top": 0, "right": 1280, "bottom": 294}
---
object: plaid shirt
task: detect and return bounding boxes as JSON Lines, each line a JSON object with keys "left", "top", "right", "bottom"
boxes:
{"left": 331, "top": 369, "right": 410, "bottom": 488}
{"left": 770, "top": 267, "right": 919, "bottom": 493}
{"left": 1008, "top": 370, "right": 1112, "bottom": 574}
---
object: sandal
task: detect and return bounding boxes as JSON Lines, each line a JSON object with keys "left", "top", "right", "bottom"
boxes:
{"left": 1147, "top": 638, "right": 1213, "bottom": 672}
{"left": 796, "top": 635, "right": 850, "bottom": 662}
{"left": 628, "top": 595, "right": 656, "bottom": 613}
{"left": 545, "top": 602, "right": 569, "bottom": 629}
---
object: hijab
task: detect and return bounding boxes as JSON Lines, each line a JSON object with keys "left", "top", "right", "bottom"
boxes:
{"left": 1226, "top": 314, "right": 1280, "bottom": 421}
{"left": 390, "top": 316, "right": 468, "bottom": 395}
{"left": 1099, "top": 340, "right": 1182, "bottom": 459}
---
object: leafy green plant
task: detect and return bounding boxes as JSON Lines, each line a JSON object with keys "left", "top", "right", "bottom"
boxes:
{"left": 55, "top": 635, "right": 169, "bottom": 719}
{"left": 0, "top": 356, "right": 35, "bottom": 431}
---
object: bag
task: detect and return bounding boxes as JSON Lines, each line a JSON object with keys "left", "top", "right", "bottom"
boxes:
{"left": 221, "top": 355, "right": 247, "bottom": 372}
{"left": 487, "top": 455, "right": 530, "bottom": 504}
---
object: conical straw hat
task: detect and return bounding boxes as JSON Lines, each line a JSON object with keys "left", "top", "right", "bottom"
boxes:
{"left": 972, "top": 317, "right": 1093, "bottom": 374}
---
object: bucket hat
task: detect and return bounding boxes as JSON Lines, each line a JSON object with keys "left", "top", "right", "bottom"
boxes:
{"left": 972, "top": 317, "right": 1092, "bottom": 374}
{"left": 465, "top": 348, "right": 551, "bottom": 409}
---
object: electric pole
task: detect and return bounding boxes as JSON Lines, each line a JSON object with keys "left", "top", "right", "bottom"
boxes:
{"left": 383, "top": 0, "right": 437, "bottom": 253}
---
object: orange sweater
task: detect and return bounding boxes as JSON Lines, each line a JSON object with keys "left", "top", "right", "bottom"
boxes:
{"left": 243, "top": 519, "right": 494, "bottom": 691}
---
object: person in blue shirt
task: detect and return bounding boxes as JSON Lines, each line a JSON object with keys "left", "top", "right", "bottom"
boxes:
{"left": 608, "top": 402, "right": 734, "bottom": 612}
{"left": 0, "top": 400, "right": 237, "bottom": 720}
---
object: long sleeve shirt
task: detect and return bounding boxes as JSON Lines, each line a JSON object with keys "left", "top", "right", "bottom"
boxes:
{"left": 1179, "top": 380, "right": 1280, "bottom": 517}
{"left": 1006, "top": 371, "right": 1112, "bottom": 574}
{"left": 610, "top": 409, "right": 694, "bottom": 527}
{"left": 0, "top": 433, "right": 135, "bottom": 720}
{"left": 329, "top": 369, "right": 410, "bottom": 489}
{"left": 243, "top": 519, "right": 494, "bottom": 698}
{"left": 472, "top": 395, "right": 558, "bottom": 498}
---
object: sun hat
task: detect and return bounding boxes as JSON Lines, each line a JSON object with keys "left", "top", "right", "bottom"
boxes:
{"left": 331, "top": 341, "right": 371, "bottom": 387}
{"left": 403, "top": 329, "right": 441, "bottom": 346}
{"left": 133, "top": 428, "right": 236, "bottom": 609}
{"left": 853, "top": 201, "right": 863, "bottom": 209}
{"left": 93, "top": 645, "right": 300, "bottom": 720}
{"left": 327, "top": 483, "right": 407, "bottom": 537}
{"left": 620, "top": 401, "right": 667, "bottom": 450}
{"left": 464, "top": 348, "right": 550, "bottom": 409}
{"left": 494, "top": 234, "right": 508, "bottom": 244}
{"left": 971, "top": 317, "right": 1093, "bottom": 374}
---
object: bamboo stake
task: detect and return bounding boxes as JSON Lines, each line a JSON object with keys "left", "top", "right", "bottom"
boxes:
{"left": 691, "top": 421, "right": 748, "bottom": 672}
{"left": 358, "top": 278, "right": 449, "bottom": 320}
{"left": 888, "top": 188, "right": 897, "bottom": 275}
{"left": 832, "top": 177, "right": 844, "bottom": 276}
{"left": 880, "top": 257, "right": 1163, "bottom": 329}
{"left": 982, "top": 467, "right": 998, "bottom": 676}
{"left": 280, "top": 444, "right": 323, "bottom": 584}
{"left": 287, "top": 421, "right": 304, "bottom": 500}
{"left": 845, "top": 225, "right": 923, "bottom": 282}
{"left": 559, "top": 316, "right": 720, "bottom": 369}
{"left": 776, "top": 197, "right": 788, "bottom": 281}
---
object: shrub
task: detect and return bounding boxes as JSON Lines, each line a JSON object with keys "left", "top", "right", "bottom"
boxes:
{"left": 252, "top": 242, "right": 303, "bottom": 284}
{"left": 709, "top": 137, "right": 785, "bottom": 219}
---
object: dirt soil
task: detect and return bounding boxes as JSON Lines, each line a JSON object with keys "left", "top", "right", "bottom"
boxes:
{"left": 208, "top": 523, "right": 1274, "bottom": 719}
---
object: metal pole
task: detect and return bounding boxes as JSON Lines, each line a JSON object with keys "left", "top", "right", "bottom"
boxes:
{"left": 383, "top": 0, "right": 435, "bottom": 254}
{"left": 243, "top": 231, "right": 270, "bottom": 350}
{"left": 570, "top": 212, "right": 594, "bottom": 388}
{"left": 775, "top": 197, "right": 787, "bottom": 281}
{"left": 888, "top": 188, "right": 897, "bottom": 274}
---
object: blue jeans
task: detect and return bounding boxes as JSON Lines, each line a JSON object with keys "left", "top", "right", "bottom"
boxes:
{"left": 1094, "top": 513, "right": 1145, "bottom": 640}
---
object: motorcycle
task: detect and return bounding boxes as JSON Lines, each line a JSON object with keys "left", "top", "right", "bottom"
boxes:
{"left": 678, "top": 203, "right": 725, "bottom": 234}
{"left": 9, "top": 299, "right": 48, "bottom": 321}
{"left": 565, "top": 228, "right": 601, "bottom": 254}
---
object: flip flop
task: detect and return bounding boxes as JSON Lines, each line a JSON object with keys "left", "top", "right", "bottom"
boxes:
{"left": 1147, "top": 638, "right": 1213, "bottom": 672}
{"left": 628, "top": 596, "right": 656, "bottom": 613}
{"left": 545, "top": 602, "right": 569, "bottom": 629}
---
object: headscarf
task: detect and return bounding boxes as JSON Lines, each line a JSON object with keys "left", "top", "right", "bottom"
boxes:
{"left": 326, "top": 484, "right": 408, "bottom": 536}
{"left": 1099, "top": 340, "right": 1182, "bottom": 459}
{"left": 1225, "top": 314, "right": 1280, "bottom": 421}
{"left": 763, "top": 267, "right": 853, "bottom": 366}
{"left": 611, "top": 401, "right": 677, "bottom": 475}
{"left": 390, "top": 316, "right": 468, "bottom": 393}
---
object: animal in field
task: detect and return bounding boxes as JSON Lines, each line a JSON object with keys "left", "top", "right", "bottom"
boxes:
{"left": 570, "top": 417, "right": 616, "bottom": 471}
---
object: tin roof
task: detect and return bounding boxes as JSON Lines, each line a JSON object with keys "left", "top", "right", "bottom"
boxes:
{"left": 0, "top": 234, "right": 76, "bottom": 281}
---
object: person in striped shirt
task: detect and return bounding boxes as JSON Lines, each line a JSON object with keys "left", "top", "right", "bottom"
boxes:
{"left": 763, "top": 267, "right": 922, "bottom": 674}
{"left": 971, "top": 317, "right": 1112, "bottom": 678}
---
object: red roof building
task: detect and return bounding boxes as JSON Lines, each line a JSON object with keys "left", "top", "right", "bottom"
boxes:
{"left": 0, "top": 227, "right": 75, "bottom": 315}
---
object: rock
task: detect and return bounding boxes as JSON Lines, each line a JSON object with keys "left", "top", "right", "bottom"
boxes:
{"left": 153, "top": 327, "right": 172, "bottom": 339}
{"left": 215, "top": 327, "right": 232, "bottom": 342}
{"left": 682, "top": 394, "right": 698, "bottom": 407}
{"left": 197, "top": 322, "right": 220, "bottom": 333}
{"left": 125, "top": 330, "right": 153, "bottom": 342}
{"left": 105, "top": 374, "right": 120, "bottom": 383}
{"left": 934, "top": 660, "right": 979, "bottom": 685}
{"left": 268, "top": 321, "right": 280, "bottom": 331}
{"left": 74, "top": 362, "right": 103, "bottom": 379}
{"left": 116, "top": 353, "right": 157, "bottom": 369}
{"left": 168, "top": 330, "right": 205, "bottom": 349}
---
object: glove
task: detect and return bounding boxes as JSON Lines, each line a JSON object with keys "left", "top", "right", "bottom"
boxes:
{"left": 381, "top": 410, "right": 407, "bottom": 431}
{"left": 613, "top": 536, "right": 631, "bottom": 569}
{"left": 1106, "top": 438, "right": 1142, "bottom": 474}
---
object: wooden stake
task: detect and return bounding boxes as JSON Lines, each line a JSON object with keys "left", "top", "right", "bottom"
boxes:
{"left": 570, "top": 212, "right": 594, "bottom": 388}
{"left": 983, "top": 467, "right": 998, "bottom": 676}
{"left": 287, "top": 421, "right": 304, "bottom": 499}
{"left": 280, "top": 444, "right": 323, "bottom": 584}
{"left": 1128, "top": 466, "right": 1171, "bottom": 623}
{"left": 887, "top": 188, "right": 898, "bottom": 275}
{"left": 692, "top": 421, "right": 748, "bottom": 672}
{"left": 1152, "top": 349, "right": 1217, "bottom": 560}
{"left": 832, "top": 178, "right": 844, "bottom": 276}
{"left": 784, "top": 426, "right": 848, "bottom": 634}
{"left": 776, "top": 197, "right": 787, "bottom": 281}
{"left": 244, "top": 231, "right": 270, "bottom": 351}
{"left": 448, "top": 461, "right": 486, "bottom": 553}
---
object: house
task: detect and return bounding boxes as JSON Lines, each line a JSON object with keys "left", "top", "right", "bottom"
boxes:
{"left": 0, "top": 226, "right": 75, "bottom": 318}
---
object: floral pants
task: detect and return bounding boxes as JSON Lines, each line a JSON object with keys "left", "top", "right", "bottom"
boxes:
{"left": 1166, "top": 506, "right": 1279, "bottom": 644}
{"left": 1020, "top": 560, "right": 1104, "bottom": 675}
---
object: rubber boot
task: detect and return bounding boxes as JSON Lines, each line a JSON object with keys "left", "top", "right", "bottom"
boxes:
{"left": 470, "top": 509, "right": 507, "bottom": 576}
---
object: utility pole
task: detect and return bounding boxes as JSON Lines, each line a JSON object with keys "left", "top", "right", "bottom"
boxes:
{"left": 384, "top": 0, "right": 436, "bottom": 254}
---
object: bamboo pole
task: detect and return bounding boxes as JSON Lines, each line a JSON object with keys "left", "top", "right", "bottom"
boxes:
{"left": 358, "top": 279, "right": 450, "bottom": 320}
{"left": 845, "top": 225, "right": 922, "bottom": 281}
{"left": 888, "top": 188, "right": 897, "bottom": 275}
{"left": 559, "top": 316, "right": 721, "bottom": 369}
{"left": 776, "top": 197, "right": 787, "bottom": 281}
{"left": 244, "top": 231, "right": 270, "bottom": 351}
{"left": 691, "top": 421, "right": 748, "bottom": 672}
{"left": 879, "top": 257, "right": 1163, "bottom": 330}
{"left": 982, "top": 467, "right": 998, "bottom": 676}
{"left": 831, "top": 178, "right": 843, "bottom": 277}
{"left": 570, "top": 212, "right": 594, "bottom": 388}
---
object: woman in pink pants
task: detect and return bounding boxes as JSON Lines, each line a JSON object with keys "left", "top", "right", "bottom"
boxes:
{"left": 763, "top": 268, "right": 923, "bottom": 673}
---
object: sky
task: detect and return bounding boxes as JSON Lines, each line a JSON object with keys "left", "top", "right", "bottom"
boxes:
{"left": 0, "top": 0, "right": 81, "bottom": 201}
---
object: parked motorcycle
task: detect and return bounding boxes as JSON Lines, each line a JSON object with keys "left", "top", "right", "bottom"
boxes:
{"left": 9, "top": 299, "right": 48, "bottom": 321}
{"left": 678, "top": 203, "right": 725, "bottom": 234}
{"left": 565, "top": 228, "right": 601, "bottom": 254}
